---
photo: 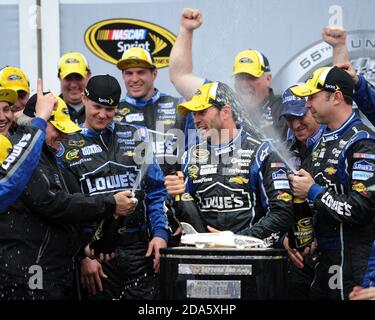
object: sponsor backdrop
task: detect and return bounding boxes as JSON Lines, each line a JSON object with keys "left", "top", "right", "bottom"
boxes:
{"left": 0, "top": 0, "right": 374, "bottom": 100}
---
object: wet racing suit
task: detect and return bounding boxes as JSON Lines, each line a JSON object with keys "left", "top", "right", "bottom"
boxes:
{"left": 115, "top": 89, "right": 192, "bottom": 175}
{"left": 0, "top": 141, "right": 119, "bottom": 299}
{"left": 115, "top": 89, "right": 194, "bottom": 245}
{"left": 285, "top": 127, "right": 323, "bottom": 300}
{"left": 183, "top": 126, "right": 293, "bottom": 247}
{"left": 58, "top": 121, "right": 168, "bottom": 299}
{"left": 1, "top": 118, "right": 46, "bottom": 212}
{"left": 306, "top": 113, "right": 375, "bottom": 299}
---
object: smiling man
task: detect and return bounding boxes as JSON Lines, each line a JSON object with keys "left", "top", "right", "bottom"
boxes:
{"left": 58, "top": 52, "right": 91, "bottom": 124}
{"left": 115, "top": 47, "right": 194, "bottom": 247}
{"left": 0, "top": 88, "right": 15, "bottom": 136}
{"left": 280, "top": 87, "right": 322, "bottom": 167}
{"left": 0, "top": 81, "right": 138, "bottom": 299}
{"left": 279, "top": 86, "right": 322, "bottom": 299}
{"left": 0, "top": 66, "right": 30, "bottom": 114}
{"left": 165, "top": 81, "right": 293, "bottom": 245}
{"left": 58, "top": 74, "right": 168, "bottom": 300}
{"left": 289, "top": 66, "right": 375, "bottom": 300}
{"left": 115, "top": 47, "right": 188, "bottom": 176}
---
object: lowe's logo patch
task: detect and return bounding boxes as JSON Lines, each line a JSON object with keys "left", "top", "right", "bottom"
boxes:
{"left": 80, "top": 161, "right": 139, "bottom": 195}
{"left": 353, "top": 160, "right": 374, "bottom": 172}
{"left": 272, "top": 169, "right": 288, "bottom": 180}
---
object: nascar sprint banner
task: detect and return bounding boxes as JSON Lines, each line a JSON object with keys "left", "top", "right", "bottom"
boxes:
{"left": 84, "top": 18, "right": 176, "bottom": 69}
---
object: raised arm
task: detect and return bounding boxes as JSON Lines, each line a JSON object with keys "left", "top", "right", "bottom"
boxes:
{"left": 169, "top": 8, "right": 205, "bottom": 100}
{"left": 322, "top": 26, "right": 350, "bottom": 65}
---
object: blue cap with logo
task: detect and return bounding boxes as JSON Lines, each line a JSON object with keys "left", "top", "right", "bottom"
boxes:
{"left": 279, "top": 86, "right": 307, "bottom": 120}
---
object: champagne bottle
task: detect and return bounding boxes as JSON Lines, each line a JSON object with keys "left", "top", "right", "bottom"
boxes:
{"left": 168, "top": 169, "right": 206, "bottom": 233}
{"left": 90, "top": 215, "right": 123, "bottom": 256}
{"left": 173, "top": 192, "right": 206, "bottom": 233}
{"left": 288, "top": 197, "right": 314, "bottom": 250}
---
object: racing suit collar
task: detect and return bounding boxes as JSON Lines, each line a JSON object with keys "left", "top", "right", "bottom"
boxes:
{"left": 322, "top": 112, "right": 360, "bottom": 141}
{"left": 208, "top": 126, "right": 243, "bottom": 154}
{"left": 79, "top": 121, "right": 115, "bottom": 137}
{"left": 122, "top": 89, "right": 161, "bottom": 108}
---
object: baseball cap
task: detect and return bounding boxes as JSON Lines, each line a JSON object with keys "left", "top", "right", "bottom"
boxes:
{"left": 0, "top": 87, "right": 18, "bottom": 105}
{"left": 58, "top": 52, "right": 90, "bottom": 79}
{"left": 0, "top": 66, "right": 30, "bottom": 94}
{"left": 232, "top": 49, "right": 271, "bottom": 78}
{"left": 291, "top": 66, "right": 354, "bottom": 98}
{"left": 279, "top": 86, "right": 308, "bottom": 119}
{"left": 24, "top": 93, "right": 81, "bottom": 134}
{"left": 117, "top": 47, "right": 155, "bottom": 70}
{"left": 177, "top": 81, "right": 240, "bottom": 116}
{"left": 84, "top": 74, "right": 121, "bottom": 107}
{"left": 0, "top": 134, "right": 12, "bottom": 165}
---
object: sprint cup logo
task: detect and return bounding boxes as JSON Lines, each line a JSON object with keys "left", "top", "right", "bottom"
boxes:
{"left": 274, "top": 30, "right": 375, "bottom": 92}
{"left": 84, "top": 19, "right": 176, "bottom": 68}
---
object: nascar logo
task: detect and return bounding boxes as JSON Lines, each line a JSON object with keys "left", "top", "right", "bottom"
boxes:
{"left": 84, "top": 19, "right": 176, "bottom": 68}
{"left": 96, "top": 29, "right": 147, "bottom": 41}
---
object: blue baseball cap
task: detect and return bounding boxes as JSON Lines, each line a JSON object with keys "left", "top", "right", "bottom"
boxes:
{"left": 279, "top": 86, "right": 307, "bottom": 120}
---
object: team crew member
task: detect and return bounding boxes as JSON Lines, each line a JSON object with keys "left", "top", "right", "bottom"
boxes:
{"left": 289, "top": 66, "right": 375, "bottom": 300}
{"left": 116, "top": 47, "right": 194, "bottom": 245}
{"left": 0, "top": 66, "right": 30, "bottom": 114}
{"left": 165, "top": 81, "right": 293, "bottom": 246}
{"left": 0, "top": 83, "right": 134, "bottom": 300}
{"left": 324, "top": 25, "right": 375, "bottom": 294}
{"left": 115, "top": 47, "right": 189, "bottom": 175}
{"left": 169, "top": 8, "right": 288, "bottom": 141}
{"left": 58, "top": 52, "right": 91, "bottom": 124}
{"left": 58, "top": 74, "right": 168, "bottom": 299}
{"left": 0, "top": 81, "right": 54, "bottom": 212}
{"left": 279, "top": 87, "right": 322, "bottom": 299}
{"left": 0, "top": 85, "right": 16, "bottom": 136}
{"left": 281, "top": 87, "right": 323, "bottom": 171}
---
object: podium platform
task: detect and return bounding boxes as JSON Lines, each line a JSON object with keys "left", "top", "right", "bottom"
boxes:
{"left": 159, "top": 247, "right": 288, "bottom": 300}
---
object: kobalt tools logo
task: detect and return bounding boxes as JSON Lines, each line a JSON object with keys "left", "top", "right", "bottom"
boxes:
{"left": 84, "top": 19, "right": 176, "bottom": 68}
{"left": 274, "top": 30, "right": 375, "bottom": 92}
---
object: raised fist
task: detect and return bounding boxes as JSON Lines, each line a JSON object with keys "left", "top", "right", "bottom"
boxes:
{"left": 322, "top": 26, "right": 347, "bottom": 47}
{"left": 180, "top": 8, "right": 203, "bottom": 31}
